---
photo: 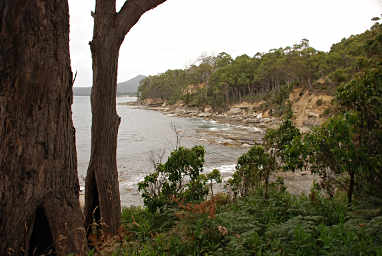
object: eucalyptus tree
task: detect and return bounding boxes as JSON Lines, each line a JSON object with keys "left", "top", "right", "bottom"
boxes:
{"left": 85, "top": 0, "right": 167, "bottom": 235}
{"left": 0, "top": 1, "right": 86, "bottom": 255}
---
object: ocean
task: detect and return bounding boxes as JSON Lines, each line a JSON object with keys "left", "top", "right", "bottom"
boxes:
{"left": 72, "top": 96, "right": 249, "bottom": 206}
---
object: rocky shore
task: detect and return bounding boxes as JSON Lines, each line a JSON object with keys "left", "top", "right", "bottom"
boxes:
{"left": 117, "top": 93, "right": 329, "bottom": 196}
{"left": 124, "top": 87, "right": 333, "bottom": 136}
{"left": 121, "top": 100, "right": 282, "bottom": 147}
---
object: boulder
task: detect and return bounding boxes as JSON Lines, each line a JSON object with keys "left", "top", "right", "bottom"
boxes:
{"left": 204, "top": 106, "right": 213, "bottom": 113}
{"left": 198, "top": 112, "right": 212, "bottom": 117}
{"left": 228, "top": 107, "right": 242, "bottom": 114}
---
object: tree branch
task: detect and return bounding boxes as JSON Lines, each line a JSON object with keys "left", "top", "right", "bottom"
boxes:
{"left": 116, "top": 0, "right": 167, "bottom": 40}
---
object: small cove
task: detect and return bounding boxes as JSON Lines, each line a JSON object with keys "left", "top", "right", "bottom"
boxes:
{"left": 73, "top": 96, "right": 254, "bottom": 206}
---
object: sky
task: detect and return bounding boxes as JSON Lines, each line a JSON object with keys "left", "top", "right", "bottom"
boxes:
{"left": 68, "top": 0, "right": 382, "bottom": 87}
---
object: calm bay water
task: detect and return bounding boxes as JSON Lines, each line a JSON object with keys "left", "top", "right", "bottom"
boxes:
{"left": 72, "top": 96, "right": 248, "bottom": 206}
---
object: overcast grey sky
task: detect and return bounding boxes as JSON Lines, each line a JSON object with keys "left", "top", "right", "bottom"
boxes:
{"left": 68, "top": 0, "right": 382, "bottom": 87}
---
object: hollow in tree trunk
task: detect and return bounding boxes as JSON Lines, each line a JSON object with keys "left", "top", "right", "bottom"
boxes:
{"left": 0, "top": 1, "right": 86, "bottom": 255}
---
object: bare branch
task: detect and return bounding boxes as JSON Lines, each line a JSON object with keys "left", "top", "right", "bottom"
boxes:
{"left": 149, "top": 148, "right": 166, "bottom": 169}
{"left": 116, "top": 0, "right": 167, "bottom": 39}
{"left": 72, "top": 70, "right": 78, "bottom": 85}
{"left": 170, "top": 121, "right": 183, "bottom": 149}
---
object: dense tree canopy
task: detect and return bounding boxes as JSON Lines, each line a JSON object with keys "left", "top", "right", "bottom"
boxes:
{"left": 138, "top": 21, "right": 382, "bottom": 112}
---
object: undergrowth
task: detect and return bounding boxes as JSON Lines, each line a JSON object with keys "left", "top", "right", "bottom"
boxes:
{"left": 94, "top": 184, "right": 382, "bottom": 255}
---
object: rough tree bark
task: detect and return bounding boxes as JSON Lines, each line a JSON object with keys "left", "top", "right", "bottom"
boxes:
{"left": 85, "top": 0, "right": 167, "bottom": 235}
{"left": 0, "top": 1, "right": 86, "bottom": 255}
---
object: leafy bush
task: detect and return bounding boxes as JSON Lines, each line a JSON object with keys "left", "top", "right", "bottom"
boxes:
{"left": 112, "top": 185, "right": 382, "bottom": 256}
{"left": 138, "top": 146, "right": 207, "bottom": 212}
{"left": 138, "top": 146, "right": 222, "bottom": 213}
{"left": 265, "top": 118, "right": 306, "bottom": 172}
{"left": 304, "top": 67, "right": 382, "bottom": 204}
{"left": 227, "top": 145, "right": 273, "bottom": 198}
{"left": 336, "top": 67, "right": 382, "bottom": 202}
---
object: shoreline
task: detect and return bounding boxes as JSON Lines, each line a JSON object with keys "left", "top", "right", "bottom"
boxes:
{"left": 122, "top": 101, "right": 281, "bottom": 128}
{"left": 120, "top": 101, "right": 281, "bottom": 147}
{"left": 116, "top": 101, "right": 317, "bottom": 198}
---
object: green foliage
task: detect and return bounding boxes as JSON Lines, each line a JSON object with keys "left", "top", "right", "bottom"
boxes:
{"left": 115, "top": 18, "right": 382, "bottom": 256}
{"left": 304, "top": 114, "right": 358, "bottom": 200}
{"left": 265, "top": 118, "right": 306, "bottom": 172}
{"left": 299, "top": 66, "right": 382, "bottom": 204}
{"left": 138, "top": 21, "right": 382, "bottom": 114}
{"left": 337, "top": 66, "right": 382, "bottom": 201}
{"left": 138, "top": 69, "right": 188, "bottom": 102}
{"left": 114, "top": 187, "right": 382, "bottom": 256}
{"left": 227, "top": 145, "right": 273, "bottom": 198}
{"left": 138, "top": 146, "right": 208, "bottom": 213}
{"left": 138, "top": 146, "right": 224, "bottom": 213}
{"left": 268, "top": 85, "right": 294, "bottom": 117}
{"left": 227, "top": 119, "right": 306, "bottom": 200}
{"left": 206, "top": 169, "right": 222, "bottom": 196}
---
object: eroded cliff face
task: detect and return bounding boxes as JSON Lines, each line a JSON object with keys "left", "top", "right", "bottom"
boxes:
{"left": 288, "top": 88, "right": 333, "bottom": 131}
{"left": 225, "top": 87, "right": 333, "bottom": 131}
{"left": 139, "top": 86, "right": 334, "bottom": 132}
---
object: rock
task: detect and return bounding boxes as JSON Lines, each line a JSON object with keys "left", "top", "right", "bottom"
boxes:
{"left": 246, "top": 118, "right": 260, "bottom": 124}
{"left": 263, "top": 110, "right": 270, "bottom": 118}
{"left": 303, "top": 119, "right": 319, "bottom": 127}
{"left": 262, "top": 118, "right": 272, "bottom": 123}
{"left": 175, "top": 108, "right": 186, "bottom": 114}
{"left": 198, "top": 112, "right": 211, "bottom": 117}
{"left": 307, "top": 112, "right": 319, "bottom": 118}
{"left": 204, "top": 106, "right": 213, "bottom": 113}
{"left": 251, "top": 127, "right": 264, "bottom": 133}
{"left": 216, "top": 138, "right": 235, "bottom": 145}
{"left": 144, "top": 98, "right": 164, "bottom": 106}
{"left": 228, "top": 107, "right": 242, "bottom": 114}
{"left": 232, "top": 116, "right": 245, "bottom": 121}
{"left": 175, "top": 100, "right": 185, "bottom": 107}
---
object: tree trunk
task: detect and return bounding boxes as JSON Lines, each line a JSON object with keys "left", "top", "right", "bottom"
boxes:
{"left": 84, "top": 0, "right": 167, "bottom": 236}
{"left": 264, "top": 170, "right": 270, "bottom": 200}
{"left": 348, "top": 170, "right": 355, "bottom": 205}
{"left": 0, "top": 1, "right": 86, "bottom": 255}
{"left": 85, "top": 27, "right": 122, "bottom": 236}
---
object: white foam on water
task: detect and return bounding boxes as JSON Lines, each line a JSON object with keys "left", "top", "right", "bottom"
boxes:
{"left": 249, "top": 127, "right": 264, "bottom": 133}
{"left": 119, "top": 174, "right": 147, "bottom": 189}
{"left": 204, "top": 164, "right": 236, "bottom": 175}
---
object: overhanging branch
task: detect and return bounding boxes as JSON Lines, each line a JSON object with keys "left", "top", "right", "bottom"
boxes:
{"left": 115, "top": 0, "right": 167, "bottom": 39}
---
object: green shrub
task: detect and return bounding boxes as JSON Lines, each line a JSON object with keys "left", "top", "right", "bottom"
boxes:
{"left": 227, "top": 145, "right": 273, "bottom": 198}
{"left": 138, "top": 146, "right": 207, "bottom": 213}
{"left": 138, "top": 146, "right": 222, "bottom": 213}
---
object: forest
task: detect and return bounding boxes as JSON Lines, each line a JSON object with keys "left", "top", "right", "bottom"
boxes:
{"left": 138, "top": 20, "right": 382, "bottom": 113}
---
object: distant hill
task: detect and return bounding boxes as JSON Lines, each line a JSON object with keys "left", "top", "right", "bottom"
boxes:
{"left": 117, "top": 75, "right": 146, "bottom": 96}
{"left": 73, "top": 75, "right": 146, "bottom": 96}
